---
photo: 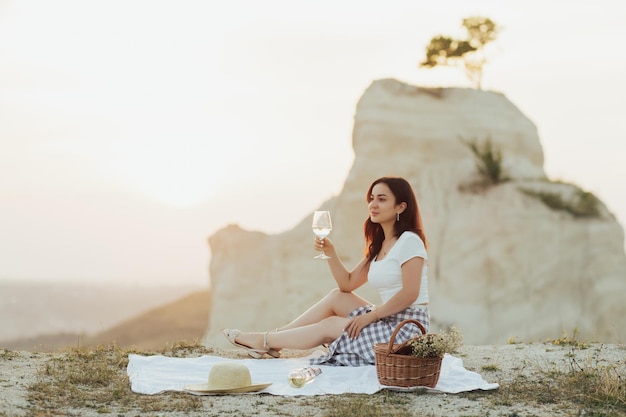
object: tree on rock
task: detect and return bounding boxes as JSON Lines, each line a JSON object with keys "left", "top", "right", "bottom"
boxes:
{"left": 420, "top": 17, "right": 498, "bottom": 89}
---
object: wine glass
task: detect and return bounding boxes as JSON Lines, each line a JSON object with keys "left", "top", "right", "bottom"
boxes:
{"left": 312, "top": 210, "right": 332, "bottom": 259}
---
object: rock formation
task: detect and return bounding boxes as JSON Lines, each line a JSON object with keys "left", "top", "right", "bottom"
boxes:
{"left": 204, "top": 78, "right": 626, "bottom": 347}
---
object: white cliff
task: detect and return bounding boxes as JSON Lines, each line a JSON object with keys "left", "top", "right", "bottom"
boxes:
{"left": 204, "top": 78, "right": 626, "bottom": 346}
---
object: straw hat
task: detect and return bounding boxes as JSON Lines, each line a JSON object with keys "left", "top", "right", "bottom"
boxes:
{"left": 184, "top": 362, "right": 272, "bottom": 394}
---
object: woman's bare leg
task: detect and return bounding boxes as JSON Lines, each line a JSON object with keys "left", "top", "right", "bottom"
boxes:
{"left": 237, "top": 316, "right": 351, "bottom": 351}
{"left": 234, "top": 289, "right": 370, "bottom": 350}
{"left": 277, "top": 288, "right": 370, "bottom": 331}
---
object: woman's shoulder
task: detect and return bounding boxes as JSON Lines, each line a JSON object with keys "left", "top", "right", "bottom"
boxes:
{"left": 399, "top": 231, "right": 426, "bottom": 248}
{"left": 399, "top": 231, "right": 420, "bottom": 241}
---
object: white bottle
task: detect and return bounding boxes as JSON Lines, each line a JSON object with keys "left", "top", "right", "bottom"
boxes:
{"left": 287, "top": 366, "right": 322, "bottom": 388}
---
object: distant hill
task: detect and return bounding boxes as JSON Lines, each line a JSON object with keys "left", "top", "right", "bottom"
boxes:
{"left": 3, "top": 289, "right": 211, "bottom": 352}
{"left": 0, "top": 281, "right": 207, "bottom": 342}
{"left": 86, "top": 289, "right": 211, "bottom": 350}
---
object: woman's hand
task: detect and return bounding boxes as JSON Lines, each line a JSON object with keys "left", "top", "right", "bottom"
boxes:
{"left": 344, "top": 310, "right": 377, "bottom": 340}
{"left": 314, "top": 236, "right": 334, "bottom": 255}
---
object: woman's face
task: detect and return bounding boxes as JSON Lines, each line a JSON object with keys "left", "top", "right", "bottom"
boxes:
{"left": 368, "top": 182, "right": 400, "bottom": 224}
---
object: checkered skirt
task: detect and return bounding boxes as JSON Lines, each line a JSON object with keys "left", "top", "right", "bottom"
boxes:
{"left": 309, "top": 305, "right": 430, "bottom": 367}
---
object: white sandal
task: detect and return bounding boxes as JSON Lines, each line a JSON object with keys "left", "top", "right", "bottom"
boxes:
{"left": 222, "top": 329, "right": 269, "bottom": 359}
{"left": 266, "top": 328, "right": 281, "bottom": 358}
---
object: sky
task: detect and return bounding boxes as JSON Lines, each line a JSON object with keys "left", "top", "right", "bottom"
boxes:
{"left": 1, "top": 0, "right": 625, "bottom": 287}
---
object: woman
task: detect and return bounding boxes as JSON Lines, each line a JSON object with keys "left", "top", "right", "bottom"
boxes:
{"left": 223, "top": 176, "right": 429, "bottom": 366}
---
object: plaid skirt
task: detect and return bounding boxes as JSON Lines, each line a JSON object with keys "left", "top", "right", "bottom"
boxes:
{"left": 309, "top": 304, "right": 430, "bottom": 367}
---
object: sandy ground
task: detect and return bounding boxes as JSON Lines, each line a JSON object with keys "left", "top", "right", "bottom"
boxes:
{"left": 1, "top": 343, "right": 624, "bottom": 417}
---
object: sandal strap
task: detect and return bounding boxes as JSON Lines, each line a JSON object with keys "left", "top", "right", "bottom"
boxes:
{"left": 263, "top": 331, "right": 269, "bottom": 350}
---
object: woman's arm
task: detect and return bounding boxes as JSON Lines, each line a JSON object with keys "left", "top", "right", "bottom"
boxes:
{"left": 375, "top": 256, "right": 423, "bottom": 318}
{"left": 315, "top": 237, "right": 370, "bottom": 292}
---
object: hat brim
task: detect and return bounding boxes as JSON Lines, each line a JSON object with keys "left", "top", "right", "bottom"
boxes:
{"left": 183, "top": 382, "right": 272, "bottom": 394}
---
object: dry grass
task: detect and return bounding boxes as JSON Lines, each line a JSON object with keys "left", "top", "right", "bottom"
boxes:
{"left": 21, "top": 341, "right": 436, "bottom": 416}
{"left": 16, "top": 340, "right": 625, "bottom": 417}
{"left": 481, "top": 340, "right": 626, "bottom": 417}
{"left": 27, "top": 341, "right": 211, "bottom": 415}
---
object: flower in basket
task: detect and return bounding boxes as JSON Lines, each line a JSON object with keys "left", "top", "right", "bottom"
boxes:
{"left": 407, "top": 325, "right": 463, "bottom": 358}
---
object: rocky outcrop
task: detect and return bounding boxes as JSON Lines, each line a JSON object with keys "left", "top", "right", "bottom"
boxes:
{"left": 204, "top": 79, "right": 626, "bottom": 346}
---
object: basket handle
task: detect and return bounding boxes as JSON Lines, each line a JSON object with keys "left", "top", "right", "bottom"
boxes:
{"left": 386, "top": 319, "right": 427, "bottom": 354}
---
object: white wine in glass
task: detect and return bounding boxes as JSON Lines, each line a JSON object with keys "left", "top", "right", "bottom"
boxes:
{"left": 312, "top": 210, "right": 332, "bottom": 259}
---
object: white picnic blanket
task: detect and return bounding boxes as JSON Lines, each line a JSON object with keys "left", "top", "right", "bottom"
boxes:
{"left": 127, "top": 351, "right": 499, "bottom": 396}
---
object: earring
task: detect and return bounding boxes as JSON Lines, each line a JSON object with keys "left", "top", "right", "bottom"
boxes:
{"left": 396, "top": 213, "right": 400, "bottom": 222}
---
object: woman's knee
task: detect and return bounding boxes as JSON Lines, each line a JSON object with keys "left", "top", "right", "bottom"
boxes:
{"left": 326, "top": 288, "right": 344, "bottom": 297}
{"left": 321, "top": 288, "right": 346, "bottom": 304}
{"left": 325, "top": 288, "right": 368, "bottom": 315}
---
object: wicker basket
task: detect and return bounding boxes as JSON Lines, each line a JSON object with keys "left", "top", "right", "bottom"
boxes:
{"left": 374, "top": 319, "right": 443, "bottom": 388}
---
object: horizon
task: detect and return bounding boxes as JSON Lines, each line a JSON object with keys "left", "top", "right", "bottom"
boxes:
{"left": 1, "top": 0, "right": 625, "bottom": 287}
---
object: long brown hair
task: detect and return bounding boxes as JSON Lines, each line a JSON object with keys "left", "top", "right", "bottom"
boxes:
{"left": 363, "top": 177, "right": 427, "bottom": 262}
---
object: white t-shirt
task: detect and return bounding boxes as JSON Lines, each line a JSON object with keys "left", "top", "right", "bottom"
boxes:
{"left": 368, "top": 231, "right": 428, "bottom": 307}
